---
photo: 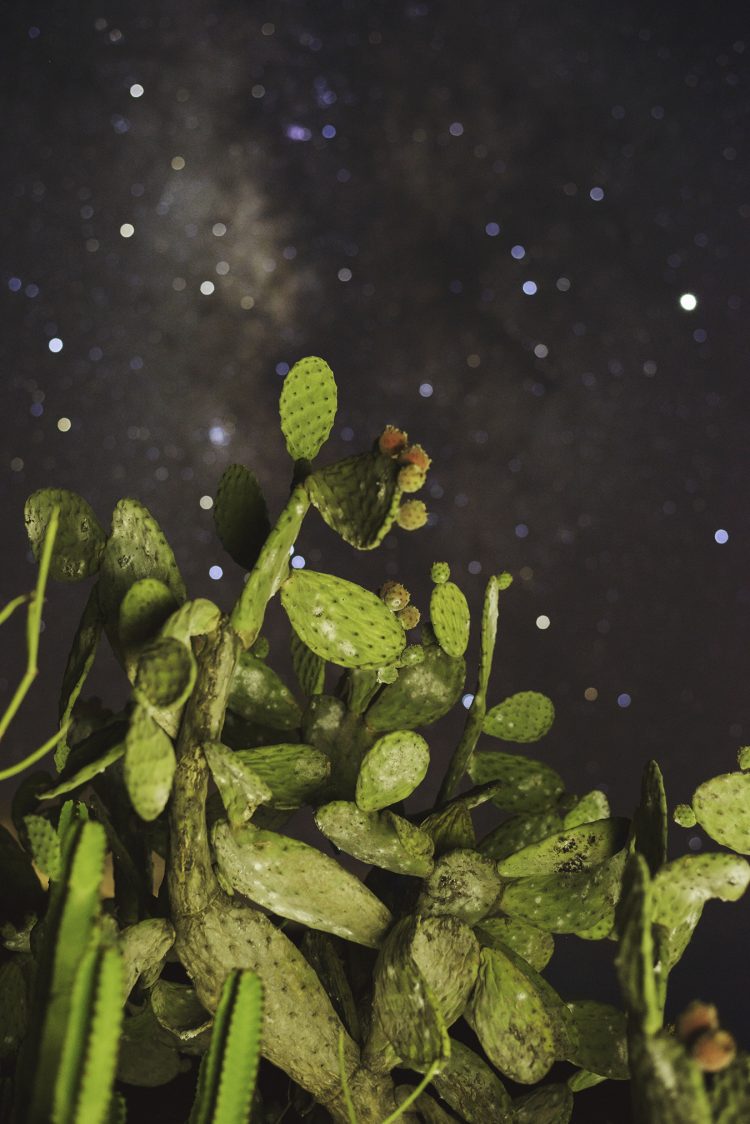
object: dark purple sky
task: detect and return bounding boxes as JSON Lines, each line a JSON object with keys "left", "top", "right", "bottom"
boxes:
{"left": 1, "top": 0, "right": 749, "bottom": 1046}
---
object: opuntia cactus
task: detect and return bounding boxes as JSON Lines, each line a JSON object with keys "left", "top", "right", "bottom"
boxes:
{"left": 1, "top": 357, "right": 748, "bottom": 1124}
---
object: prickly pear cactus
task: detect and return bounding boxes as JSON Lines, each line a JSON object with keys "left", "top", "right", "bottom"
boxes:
{"left": 4, "top": 355, "right": 749, "bottom": 1123}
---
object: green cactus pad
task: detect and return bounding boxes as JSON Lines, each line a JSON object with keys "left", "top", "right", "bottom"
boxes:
{"left": 228, "top": 650, "right": 302, "bottom": 730}
{"left": 469, "top": 751, "right": 565, "bottom": 812}
{"left": 315, "top": 801, "right": 434, "bottom": 877}
{"left": 406, "top": 914, "right": 481, "bottom": 1026}
{"left": 483, "top": 691, "right": 555, "bottom": 743}
{"left": 233, "top": 743, "right": 330, "bottom": 809}
{"left": 512, "top": 1084, "right": 573, "bottom": 1124}
{"left": 280, "top": 569, "right": 406, "bottom": 669}
{"left": 370, "top": 916, "right": 450, "bottom": 1068}
{"left": 709, "top": 1052, "right": 750, "bottom": 1122}
{"left": 135, "top": 636, "right": 195, "bottom": 710}
{"left": 501, "top": 851, "right": 626, "bottom": 935}
{"left": 151, "top": 979, "right": 212, "bottom": 1044}
{"left": 40, "top": 738, "right": 125, "bottom": 801}
{"left": 365, "top": 643, "right": 465, "bottom": 732}
{"left": 417, "top": 849, "right": 501, "bottom": 925}
{"left": 420, "top": 802, "right": 477, "bottom": 855}
{"left": 23, "top": 814, "right": 61, "bottom": 881}
{"left": 691, "top": 770, "right": 750, "bottom": 854}
{"left": 431, "top": 561, "right": 450, "bottom": 584}
{"left": 203, "top": 742, "right": 273, "bottom": 827}
{"left": 119, "top": 919, "right": 175, "bottom": 1000}
{"left": 631, "top": 759, "right": 668, "bottom": 875}
{"left": 673, "top": 803, "right": 698, "bottom": 828}
{"left": 24, "top": 488, "right": 106, "bottom": 582}
{"left": 301, "top": 693, "right": 375, "bottom": 799}
{"left": 651, "top": 852, "right": 750, "bottom": 972}
{"left": 473, "top": 916, "right": 554, "bottom": 972}
{"left": 160, "top": 597, "right": 222, "bottom": 646}
{"left": 118, "top": 578, "right": 180, "bottom": 664}
{"left": 279, "top": 355, "right": 337, "bottom": 461}
{"left": 629, "top": 1031, "right": 713, "bottom": 1124}
{"left": 230, "top": 485, "right": 310, "bottom": 649}
{"left": 98, "top": 499, "right": 186, "bottom": 655}
{"left": 563, "top": 790, "right": 610, "bottom": 828}
{"left": 466, "top": 946, "right": 557, "bottom": 1084}
{"left": 212, "top": 821, "right": 392, "bottom": 947}
{"left": 306, "top": 450, "right": 403, "bottom": 550}
{"left": 614, "top": 853, "right": 660, "bottom": 1034}
{"left": 355, "top": 729, "right": 430, "bottom": 811}
{"left": 430, "top": 1039, "right": 513, "bottom": 1124}
{"left": 213, "top": 463, "right": 270, "bottom": 571}
{"left": 290, "top": 628, "right": 325, "bottom": 697}
{"left": 479, "top": 810, "right": 564, "bottom": 861}
{"left": 430, "top": 581, "right": 470, "bottom": 658}
{"left": 124, "top": 706, "right": 177, "bottom": 822}
{"left": 737, "top": 746, "right": 750, "bottom": 771}
{"left": 497, "top": 817, "right": 630, "bottom": 877}
{"left": 564, "top": 1000, "right": 628, "bottom": 1079}
{"left": 55, "top": 587, "right": 102, "bottom": 769}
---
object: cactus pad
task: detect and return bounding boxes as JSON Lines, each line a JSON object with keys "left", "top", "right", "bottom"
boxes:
{"left": 674, "top": 803, "right": 698, "bottom": 828}
{"left": 420, "top": 802, "right": 477, "bottom": 855}
{"left": 290, "top": 629, "right": 325, "bottom": 697}
{"left": 469, "top": 751, "right": 565, "bottom": 812}
{"left": 563, "top": 790, "right": 610, "bottom": 828}
{"left": 512, "top": 1084, "right": 574, "bottom": 1124}
{"left": 278, "top": 355, "right": 337, "bottom": 461}
{"left": 466, "top": 946, "right": 558, "bottom": 1084}
{"left": 631, "top": 759, "right": 668, "bottom": 875}
{"left": 365, "top": 643, "right": 465, "bottom": 732}
{"left": 564, "top": 1000, "right": 628, "bottom": 1080}
{"left": 483, "top": 691, "right": 555, "bottom": 743}
{"left": 473, "top": 916, "right": 555, "bottom": 972}
{"left": 134, "top": 636, "right": 195, "bottom": 710}
{"left": 57, "top": 587, "right": 102, "bottom": 768}
{"left": 497, "top": 817, "right": 629, "bottom": 877}
{"left": 280, "top": 569, "right": 406, "bottom": 669}
{"left": 213, "top": 463, "right": 270, "bottom": 571}
{"left": 203, "top": 742, "right": 272, "bottom": 826}
{"left": 479, "top": 810, "right": 564, "bottom": 862}
{"left": 408, "top": 914, "right": 480, "bottom": 1026}
{"left": 123, "top": 706, "right": 177, "bottom": 822}
{"left": 417, "top": 849, "right": 501, "bottom": 925}
{"left": 212, "top": 821, "right": 392, "bottom": 947}
{"left": 315, "top": 801, "right": 434, "bottom": 877}
{"left": 24, "top": 488, "right": 106, "bottom": 582}
{"left": 430, "top": 581, "right": 470, "bottom": 658}
{"left": 118, "top": 578, "right": 180, "bottom": 664}
{"left": 355, "top": 729, "right": 430, "bottom": 811}
{"left": 23, "top": 814, "right": 61, "bottom": 881}
{"left": 233, "top": 743, "right": 330, "bottom": 809}
{"left": 228, "top": 650, "right": 302, "bottom": 731}
{"left": 306, "top": 451, "right": 403, "bottom": 549}
{"left": 430, "top": 1039, "right": 513, "bottom": 1123}
{"left": 501, "top": 851, "right": 626, "bottom": 935}
{"left": 691, "top": 770, "right": 750, "bottom": 854}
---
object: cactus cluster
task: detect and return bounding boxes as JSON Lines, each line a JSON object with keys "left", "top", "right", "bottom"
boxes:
{"left": 1, "top": 356, "right": 749, "bottom": 1123}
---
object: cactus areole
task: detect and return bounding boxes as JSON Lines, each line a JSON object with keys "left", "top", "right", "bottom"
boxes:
{"left": 3, "top": 356, "right": 749, "bottom": 1123}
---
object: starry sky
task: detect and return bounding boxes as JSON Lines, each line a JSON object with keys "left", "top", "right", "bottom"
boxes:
{"left": 1, "top": 0, "right": 749, "bottom": 1048}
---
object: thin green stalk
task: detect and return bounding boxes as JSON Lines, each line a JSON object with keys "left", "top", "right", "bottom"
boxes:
{"left": 0, "top": 594, "right": 28, "bottom": 628}
{"left": 0, "top": 505, "right": 60, "bottom": 744}
{"left": 338, "top": 1030, "right": 359, "bottom": 1124}
{"left": 0, "top": 723, "right": 69, "bottom": 781}
{"left": 380, "top": 1062, "right": 440, "bottom": 1124}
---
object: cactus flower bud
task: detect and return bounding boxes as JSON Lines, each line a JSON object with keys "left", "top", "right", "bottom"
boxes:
{"left": 676, "top": 1000, "right": 719, "bottom": 1043}
{"left": 378, "top": 425, "right": 409, "bottom": 457}
{"left": 396, "top": 500, "right": 428, "bottom": 531}
{"left": 398, "top": 443, "right": 432, "bottom": 472}
{"left": 378, "top": 581, "right": 410, "bottom": 611}
{"left": 689, "top": 1028, "right": 737, "bottom": 1073}
{"left": 397, "top": 464, "right": 427, "bottom": 493}
{"left": 431, "top": 561, "right": 450, "bottom": 584}
{"left": 397, "top": 605, "right": 421, "bottom": 630}
{"left": 673, "top": 803, "right": 697, "bottom": 828}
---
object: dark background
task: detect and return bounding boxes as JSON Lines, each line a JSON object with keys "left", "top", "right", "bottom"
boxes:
{"left": 1, "top": 0, "right": 748, "bottom": 1118}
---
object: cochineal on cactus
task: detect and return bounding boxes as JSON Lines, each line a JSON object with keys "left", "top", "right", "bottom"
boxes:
{"left": 1, "top": 356, "right": 750, "bottom": 1124}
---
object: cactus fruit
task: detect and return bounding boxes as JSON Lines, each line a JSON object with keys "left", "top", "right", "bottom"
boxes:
{"left": 395, "top": 499, "right": 428, "bottom": 530}
{"left": 8, "top": 357, "right": 750, "bottom": 1123}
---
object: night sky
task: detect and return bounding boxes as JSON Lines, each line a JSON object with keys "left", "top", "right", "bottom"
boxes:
{"left": 2, "top": 0, "right": 750, "bottom": 1068}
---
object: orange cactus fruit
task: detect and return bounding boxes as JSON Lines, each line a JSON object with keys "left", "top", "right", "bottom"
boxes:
{"left": 378, "top": 425, "right": 409, "bottom": 456}
{"left": 689, "top": 1029, "right": 737, "bottom": 1073}
{"left": 675, "top": 1001, "right": 719, "bottom": 1043}
{"left": 396, "top": 605, "right": 421, "bottom": 630}
{"left": 378, "top": 581, "right": 410, "bottom": 611}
